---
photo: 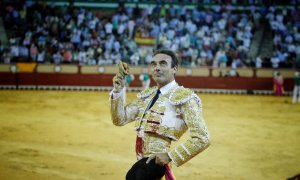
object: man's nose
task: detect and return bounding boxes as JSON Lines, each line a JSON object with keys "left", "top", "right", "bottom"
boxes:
{"left": 154, "top": 65, "right": 160, "bottom": 71}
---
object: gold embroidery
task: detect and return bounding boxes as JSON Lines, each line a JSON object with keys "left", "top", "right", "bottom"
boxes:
{"left": 110, "top": 84, "right": 210, "bottom": 167}
{"left": 168, "top": 98, "right": 210, "bottom": 166}
{"left": 143, "top": 134, "right": 171, "bottom": 157}
{"left": 170, "top": 87, "right": 193, "bottom": 104}
{"left": 137, "top": 86, "right": 157, "bottom": 99}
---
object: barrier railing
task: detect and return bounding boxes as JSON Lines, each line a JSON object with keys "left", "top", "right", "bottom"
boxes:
{"left": 0, "top": 63, "right": 296, "bottom": 92}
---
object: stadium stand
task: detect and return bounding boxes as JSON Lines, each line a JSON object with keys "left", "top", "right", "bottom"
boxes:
{"left": 0, "top": 0, "right": 298, "bottom": 93}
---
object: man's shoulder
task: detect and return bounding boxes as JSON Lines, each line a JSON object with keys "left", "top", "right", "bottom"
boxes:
{"left": 169, "top": 86, "right": 201, "bottom": 105}
{"left": 137, "top": 86, "right": 158, "bottom": 99}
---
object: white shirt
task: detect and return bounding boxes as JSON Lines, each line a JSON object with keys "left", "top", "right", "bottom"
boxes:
{"left": 159, "top": 80, "right": 177, "bottom": 96}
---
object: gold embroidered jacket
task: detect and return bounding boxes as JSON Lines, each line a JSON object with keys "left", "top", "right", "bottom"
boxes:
{"left": 110, "top": 84, "right": 210, "bottom": 167}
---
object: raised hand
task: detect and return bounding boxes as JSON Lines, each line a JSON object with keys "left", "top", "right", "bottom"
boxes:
{"left": 112, "top": 61, "right": 130, "bottom": 93}
{"left": 118, "top": 61, "right": 130, "bottom": 77}
{"left": 113, "top": 73, "right": 125, "bottom": 93}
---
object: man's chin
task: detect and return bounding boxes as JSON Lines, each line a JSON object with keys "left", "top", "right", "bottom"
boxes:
{"left": 155, "top": 79, "right": 166, "bottom": 86}
{"left": 153, "top": 77, "right": 159, "bottom": 82}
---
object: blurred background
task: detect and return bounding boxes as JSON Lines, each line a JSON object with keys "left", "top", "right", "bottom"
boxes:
{"left": 0, "top": 0, "right": 299, "bottom": 95}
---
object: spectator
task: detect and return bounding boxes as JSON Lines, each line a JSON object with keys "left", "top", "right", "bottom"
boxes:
{"left": 63, "top": 49, "right": 72, "bottom": 63}
{"left": 78, "top": 48, "right": 87, "bottom": 65}
{"left": 255, "top": 56, "right": 262, "bottom": 68}
{"left": 111, "top": 50, "right": 121, "bottom": 65}
{"left": 52, "top": 51, "right": 62, "bottom": 64}
{"left": 19, "top": 45, "right": 29, "bottom": 61}
{"left": 10, "top": 40, "right": 19, "bottom": 61}
{"left": 37, "top": 48, "right": 45, "bottom": 63}
{"left": 215, "top": 48, "right": 228, "bottom": 67}
{"left": 72, "top": 49, "right": 79, "bottom": 64}
{"left": 105, "top": 21, "right": 113, "bottom": 35}
{"left": 2, "top": 49, "right": 11, "bottom": 64}
{"left": 130, "top": 52, "right": 140, "bottom": 65}
{"left": 87, "top": 47, "right": 96, "bottom": 65}
{"left": 271, "top": 54, "right": 280, "bottom": 68}
{"left": 30, "top": 43, "right": 38, "bottom": 61}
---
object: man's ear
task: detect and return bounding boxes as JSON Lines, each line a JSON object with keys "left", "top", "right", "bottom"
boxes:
{"left": 173, "top": 66, "right": 177, "bottom": 72}
{"left": 172, "top": 66, "right": 177, "bottom": 76}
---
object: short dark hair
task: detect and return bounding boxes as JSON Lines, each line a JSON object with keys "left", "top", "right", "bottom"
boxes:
{"left": 153, "top": 49, "right": 179, "bottom": 68}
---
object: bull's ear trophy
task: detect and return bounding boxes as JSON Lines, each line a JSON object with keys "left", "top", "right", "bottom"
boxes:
{"left": 118, "top": 61, "right": 130, "bottom": 77}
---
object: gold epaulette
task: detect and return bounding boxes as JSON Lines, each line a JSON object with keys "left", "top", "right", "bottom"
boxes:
{"left": 137, "top": 86, "right": 158, "bottom": 99}
{"left": 169, "top": 86, "right": 201, "bottom": 106}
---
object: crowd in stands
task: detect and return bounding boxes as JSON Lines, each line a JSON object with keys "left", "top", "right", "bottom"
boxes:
{"left": 266, "top": 6, "right": 300, "bottom": 69}
{"left": 0, "top": 0, "right": 299, "bottom": 69}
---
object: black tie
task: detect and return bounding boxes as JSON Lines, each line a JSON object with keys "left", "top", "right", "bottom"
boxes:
{"left": 148, "top": 89, "right": 161, "bottom": 109}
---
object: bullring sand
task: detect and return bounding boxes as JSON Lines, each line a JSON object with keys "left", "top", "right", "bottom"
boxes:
{"left": 0, "top": 90, "right": 299, "bottom": 180}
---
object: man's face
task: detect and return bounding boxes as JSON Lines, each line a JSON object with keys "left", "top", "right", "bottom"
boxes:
{"left": 150, "top": 53, "right": 177, "bottom": 88}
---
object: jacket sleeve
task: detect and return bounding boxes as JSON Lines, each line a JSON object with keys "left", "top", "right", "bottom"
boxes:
{"left": 109, "top": 89, "right": 141, "bottom": 126}
{"left": 168, "top": 97, "right": 210, "bottom": 166}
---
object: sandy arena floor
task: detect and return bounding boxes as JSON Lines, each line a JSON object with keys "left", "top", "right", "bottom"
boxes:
{"left": 0, "top": 90, "right": 299, "bottom": 180}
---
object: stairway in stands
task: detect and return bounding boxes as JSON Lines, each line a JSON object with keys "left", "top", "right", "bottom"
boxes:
{"left": 0, "top": 18, "right": 8, "bottom": 45}
{"left": 257, "top": 20, "right": 273, "bottom": 59}
{"left": 248, "top": 19, "right": 273, "bottom": 61}
{"left": 248, "top": 21, "right": 265, "bottom": 60}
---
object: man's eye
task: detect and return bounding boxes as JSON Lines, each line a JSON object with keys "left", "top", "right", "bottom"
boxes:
{"left": 160, "top": 62, "right": 167, "bottom": 66}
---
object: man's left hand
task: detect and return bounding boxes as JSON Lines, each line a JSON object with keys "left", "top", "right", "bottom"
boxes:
{"left": 146, "top": 153, "right": 171, "bottom": 166}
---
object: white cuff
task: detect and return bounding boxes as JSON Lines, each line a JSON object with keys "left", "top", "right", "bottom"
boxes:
{"left": 110, "top": 87, "right": 126, "bottom": 99}
{"left": 167, "top": 152, "right": 178, "bottom": 167}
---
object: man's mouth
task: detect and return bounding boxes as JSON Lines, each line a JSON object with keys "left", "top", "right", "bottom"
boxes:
{"left": 154, "top": 72, "right": 163, "bottom": 76}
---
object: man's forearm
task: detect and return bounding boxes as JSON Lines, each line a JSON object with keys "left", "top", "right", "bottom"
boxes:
{"left": 110, "top": 88, "right": 140, "bottom": 126}
{"left": 110, "top": 89, "right": 127, "bottom": 126}
{"left": 168, "top": 135, "right": 210, "bottom": 166}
